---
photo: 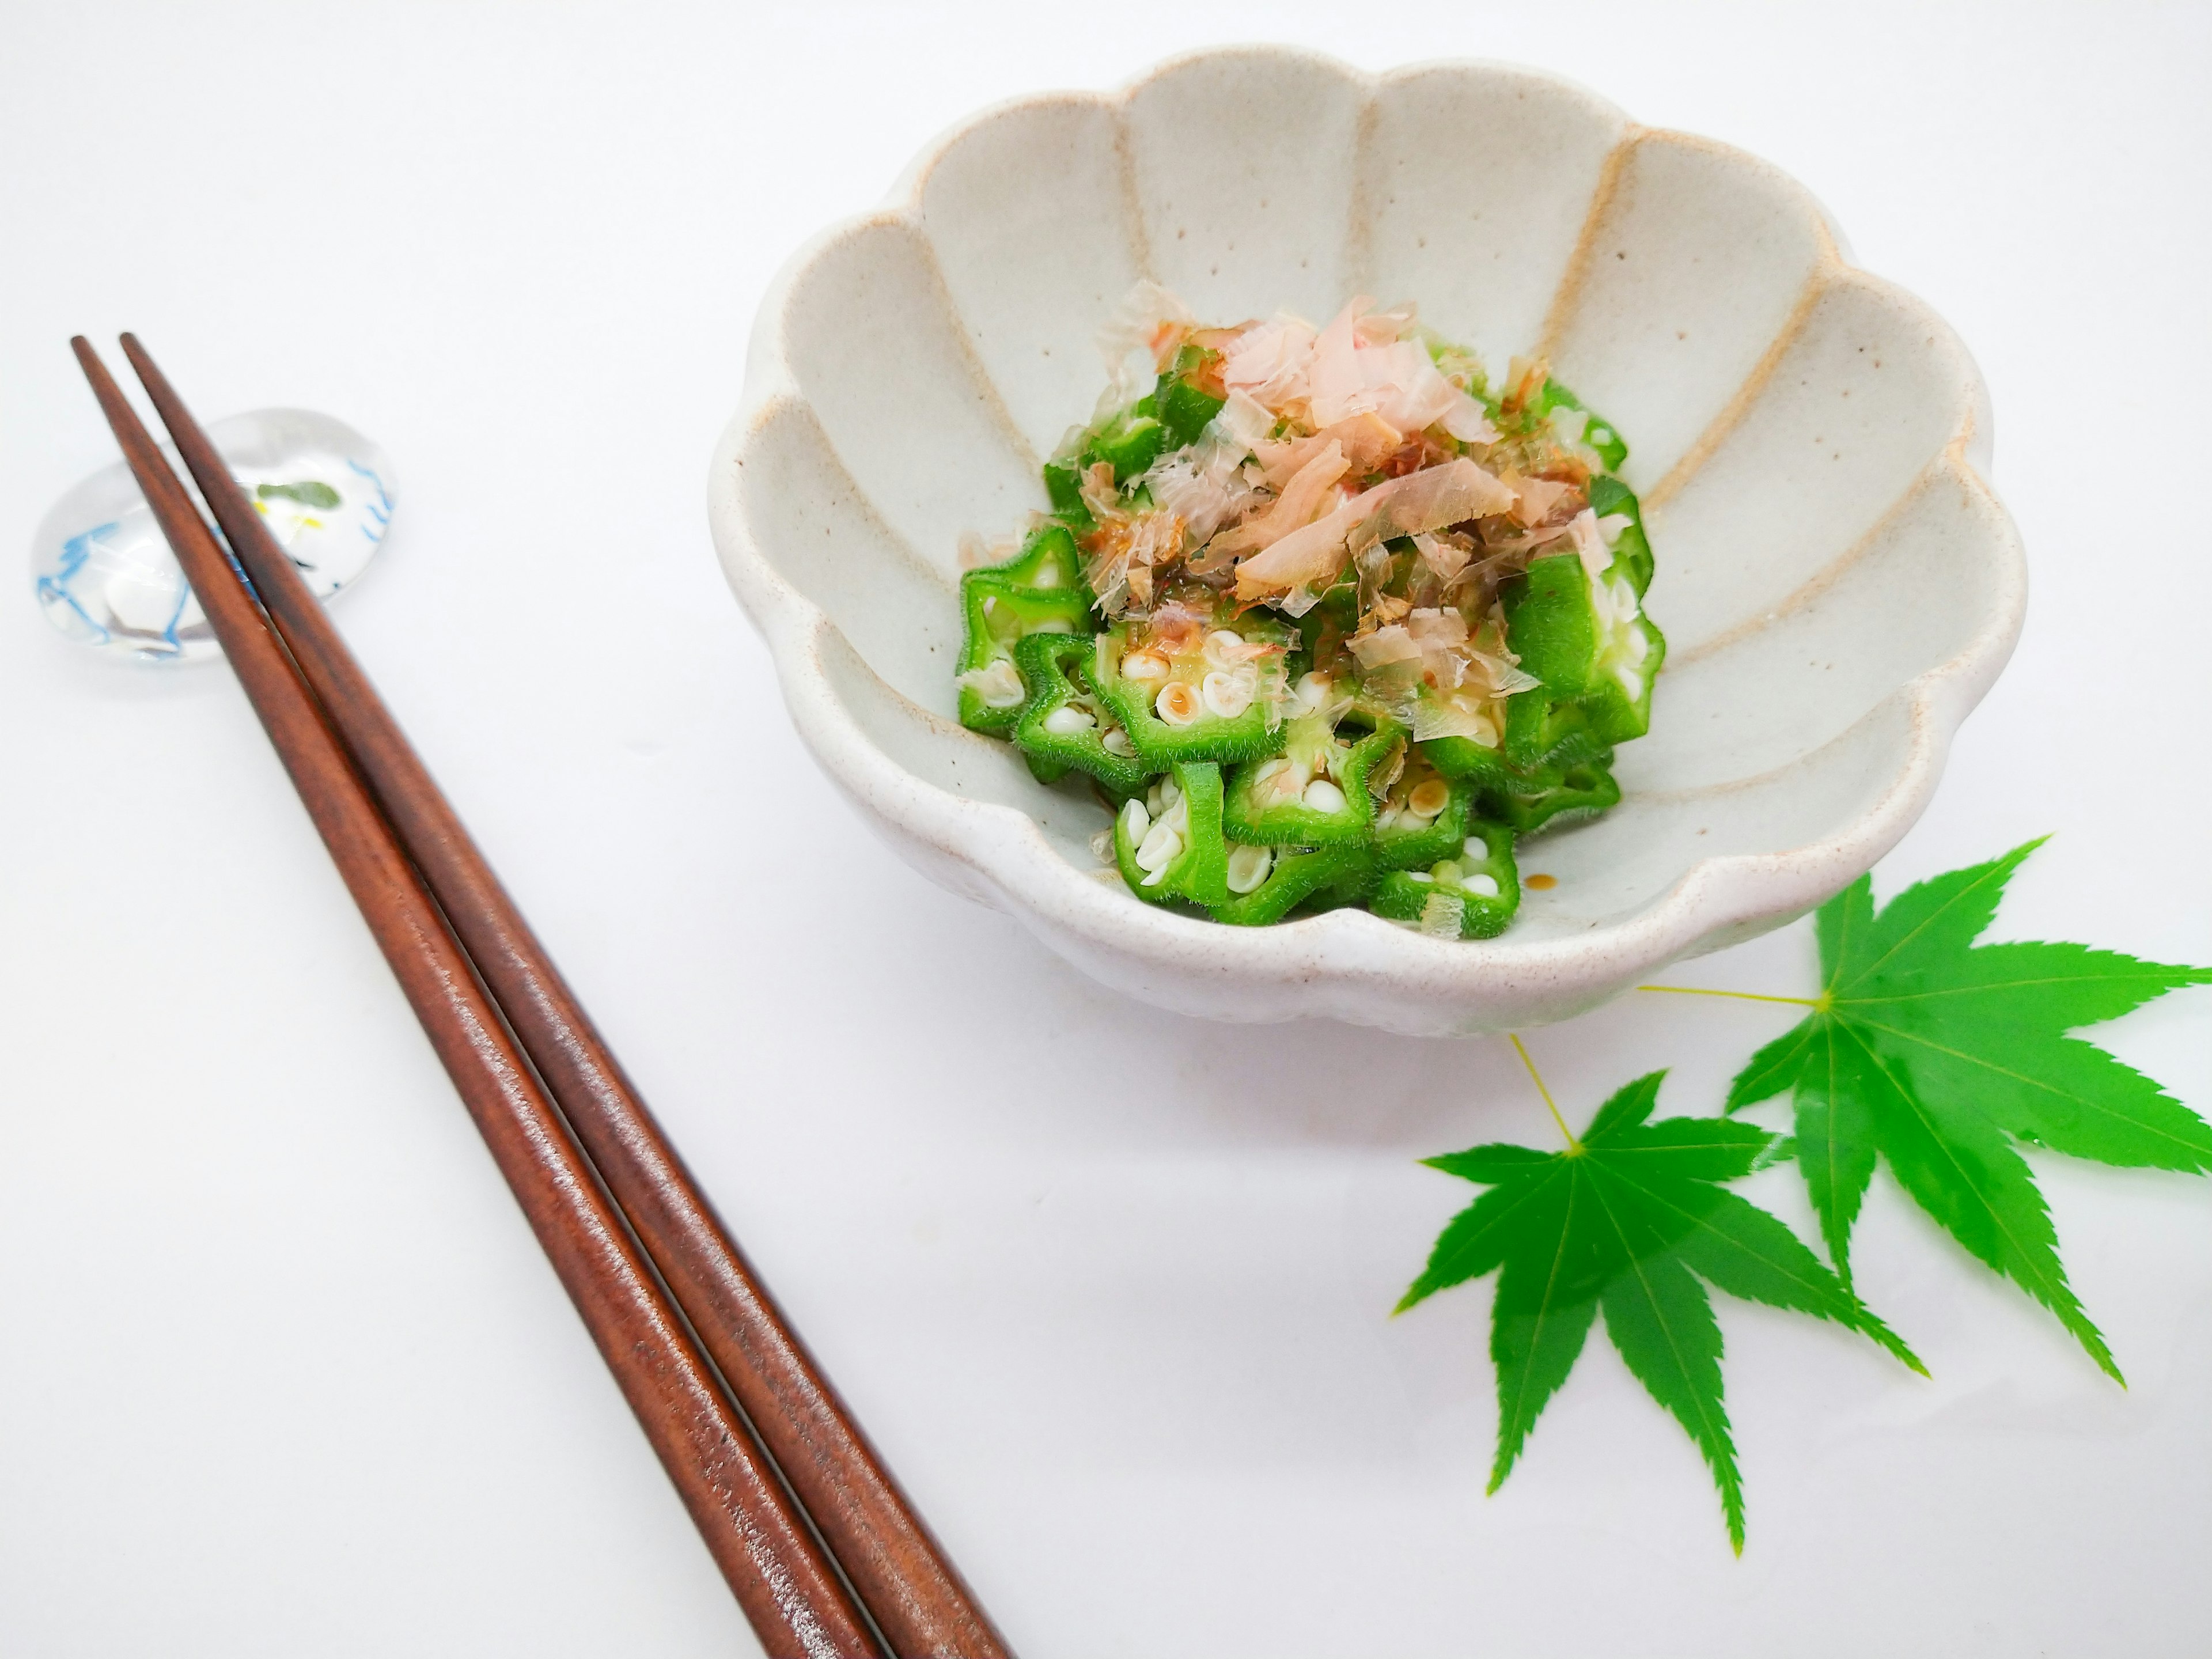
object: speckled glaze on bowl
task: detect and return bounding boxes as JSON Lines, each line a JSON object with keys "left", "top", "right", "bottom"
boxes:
{"left": 707, "top": 46, "right": 2024, "bottom": 1036}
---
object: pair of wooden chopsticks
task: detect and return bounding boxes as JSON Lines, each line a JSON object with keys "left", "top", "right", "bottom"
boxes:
{"left": 71, "top": 336, "right": 1011, "bottom": 1659}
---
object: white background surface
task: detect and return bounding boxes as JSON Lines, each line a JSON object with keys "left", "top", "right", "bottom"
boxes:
{"left": 3, "top": 3, "right": 2209, "bottom": 1654}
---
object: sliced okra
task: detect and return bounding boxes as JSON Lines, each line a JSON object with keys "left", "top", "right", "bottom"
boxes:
{"left": 1533, "top": 377, "right": 1629, "bottom": 474}
{"left": 1369, "top": 820, "right": 1520, "bottom": 940}
{"left": 1154, "top": 345, "right": 1227, "bottom": 450}
{"left": 1293, "top": 581, "right": 1360, "bottom": 662}
{"left": 1045, "top": 355, "right": 1223, "bottom": 536}
{"left": 1043, "top": 458, "right": 1094, "bottom": 533}
{"left": 1501, "top": 688, "right": 1615, "bottom": 772}
{"left": 1113, "top": 761, "right": 1229, "bottom": 908}
{"left": 1370, "top": 755, "right": 1475, "bottom": 871}
{"left": 1094, "top": 614, "right": 1291, "bottom": 767}
{"left": 1501, "top": 550, "right": 1666, "bottom": 755}
{"left": 1586, "top": 474, "right": 1653, "bottom": 597}
{"left": 1419, "top": 729, "right": 1514, "bottom": 793}
{"left": 1306, "top": 851, "right": 1385, "bottom": 915}
{"left": 1208, "top": 843, "right": 1373, "bottom": 927}
{"left": 955, "top": 574, "right": 1094, "bottom": 736}
{"left": 1223, "top": 706, "right": 1402, "bottom": 848}
{"left": 1482, "top": 757, "right": 1621, "bottom": 836}
{"left": 1091, "top": 395, "right": 1166, "bottom": 484}
{"left": 1010, "top": 632, "right": 1153, "bottom": 795}
{"left": 972, "top": 522, "right": 1091, "bottom": 600}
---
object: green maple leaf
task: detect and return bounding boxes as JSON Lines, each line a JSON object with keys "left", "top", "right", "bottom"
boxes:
{"left": 1726, "top": 839, "right": 2212, "bottom": 1381}
{"left": 1400, "top": 1071, "right": 1922, "bottom": 1552}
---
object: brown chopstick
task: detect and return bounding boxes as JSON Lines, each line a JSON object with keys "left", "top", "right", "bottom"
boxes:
{"left": 70, "top": 338, "right": 884, "bottom": 1659}
{"left": 115, "top": 336, "right": 1011, "bottom": 1659}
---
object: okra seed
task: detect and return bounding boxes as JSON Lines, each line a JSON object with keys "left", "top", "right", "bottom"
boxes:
{"left": 1408, "top": 779, "right": 1450, "bottom": 819}
{"left": 1203, "top": 628, "right": 1245, "bottom": 665}
{"left": 1406, "top": 870, "right": 1434, "bottom": 884}
{"left": 1225, "top": 843, "right": 1274, "bottom": 894}
{"left": 1461, "top": 836, "right": 1487, "bottom": 859}
{"left": 1120, "top": 798, "right": 1150, "bottom": 840}
{"left": 1432, "top": 861, "right": 1464, "bottom": 884}
{"left": 1302, "top": 778, "right": 1348, "bottom": 814}
{"left": 1101, "top": 727, "right": 1137, "bottom": 756}
{"left": 1043, "top": 705, "right": 1096, "bottom": 736}
{"left": 1155, "top": 680, "right": 1203, "bottom": 725}
{"left": 1294, "top": 671, "right": 1333, "bottom": 710}
{"left": 1121, "top": 649, "right": 1170, "bottom": 683}
{"left": 1032, "top": 562, "right": 1062, "bottom": 588}
{"left": 1465, "top": 873, "right": 1501, "bottom": 899}
{"left": 1135, "top": 818, "right": 1185, "bottom": 878}
{"left": 1624, "top": 628, "right": 1650, "bottom": 665}
{"left": 959, "top": 658, "right": 1026, "bottom": 708}
{"left": 1200, "top": 671, "right": 1253, "bottom": 719}
{"left": 1615, "top": 666, "right": 1643, "bottom": 700}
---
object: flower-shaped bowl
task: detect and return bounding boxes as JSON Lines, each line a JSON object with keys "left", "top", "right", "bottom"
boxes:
{"left": 707, "top": 46, "right": 2024, "bottom": 1036}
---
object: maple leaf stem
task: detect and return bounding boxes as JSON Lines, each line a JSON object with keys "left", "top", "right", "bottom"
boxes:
{"left": 1509, "top": 1033, "right": 1582, "bottom": 1154}
{"left": 1638, "top": 984, "right": 1823, "bottom": 1008}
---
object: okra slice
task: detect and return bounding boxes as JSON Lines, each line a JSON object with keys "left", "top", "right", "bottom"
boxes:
{"left": 972, "top": 522, "right": 1092, "bottom": 600}
{"left": 1422, "top": 684, "right": 1609, "bottom": 784}
{"left": 1154, "top": 346, "right": 1227, "bottom": 449}
{"left": 1534, "top": 377, "right": 1629, "bottom": 474}
{"left": 1010, "top": 632, "right": 1152, "bottom": 795}
{"left": 1501, "top": 687, "right": 1613, "bottom": 772}
{"left": 1575, "top": 617, "right": 1666, "bottom": 749}
{"left": 1502, "top": 551, "right": 1666, "bottom": 755}
{"left": 1323, "top": 860, "right": 1385, "bottom": 913}
{"left": 1420, "top": 730, "right": 1513, "bottom": 792}
{"left": 1223, "top": 706, "right": 1402, "bottom": 848}
{"left": 1209, "top": 843, "right": 1372, "bottom": 927}
{"left": 955, "top": 575, "right": 1094, "bottom": 736}
{"left": 1112, "top": 762, "right": 1229, "bottom": 908}
{"left": 1043, "top": 459, "right": 1093, "bottom": 533}
{"left": 1369, "top": 820, "right": 1521, "bottom": 940}
{"left": 1094, "top": 615, "right": 1290, "bottom": 767}
{"left": 1422, "top": 737, "right": 1605, "bottom": 817}
{"left": 1043, "top": 377, "right": 1187, "bottom": 533}
{"left": 1483, "top": 757, "right": 1621, "bottom": 836}
{"left": 1586, "top": 474, "right": 1653, "bottom": 596}
{"left": 1092, "top": 395, "right": 1166, "bottom": 484}
{"left": 1370, "top": 754, "right": 1475, "bottom": 871}
{"left": 1293, "top": 582, "right": 1360, "bottom": 662}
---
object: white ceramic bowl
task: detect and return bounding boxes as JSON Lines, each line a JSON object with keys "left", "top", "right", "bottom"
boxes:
{"left": 708, "top": 46, "right": 2025, "bottom": 1036}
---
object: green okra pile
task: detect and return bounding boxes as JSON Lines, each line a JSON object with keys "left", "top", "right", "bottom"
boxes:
{"left": 953, "top": 287, "right": 1662, "bottom": 937}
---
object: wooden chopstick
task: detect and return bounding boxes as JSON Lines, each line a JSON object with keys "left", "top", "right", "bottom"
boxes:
{"left": 70, "top": 338, "right": 884, "bottom": 1659}
{"left": 116, "top": 335, "right": 1013, "bottom": 1659}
